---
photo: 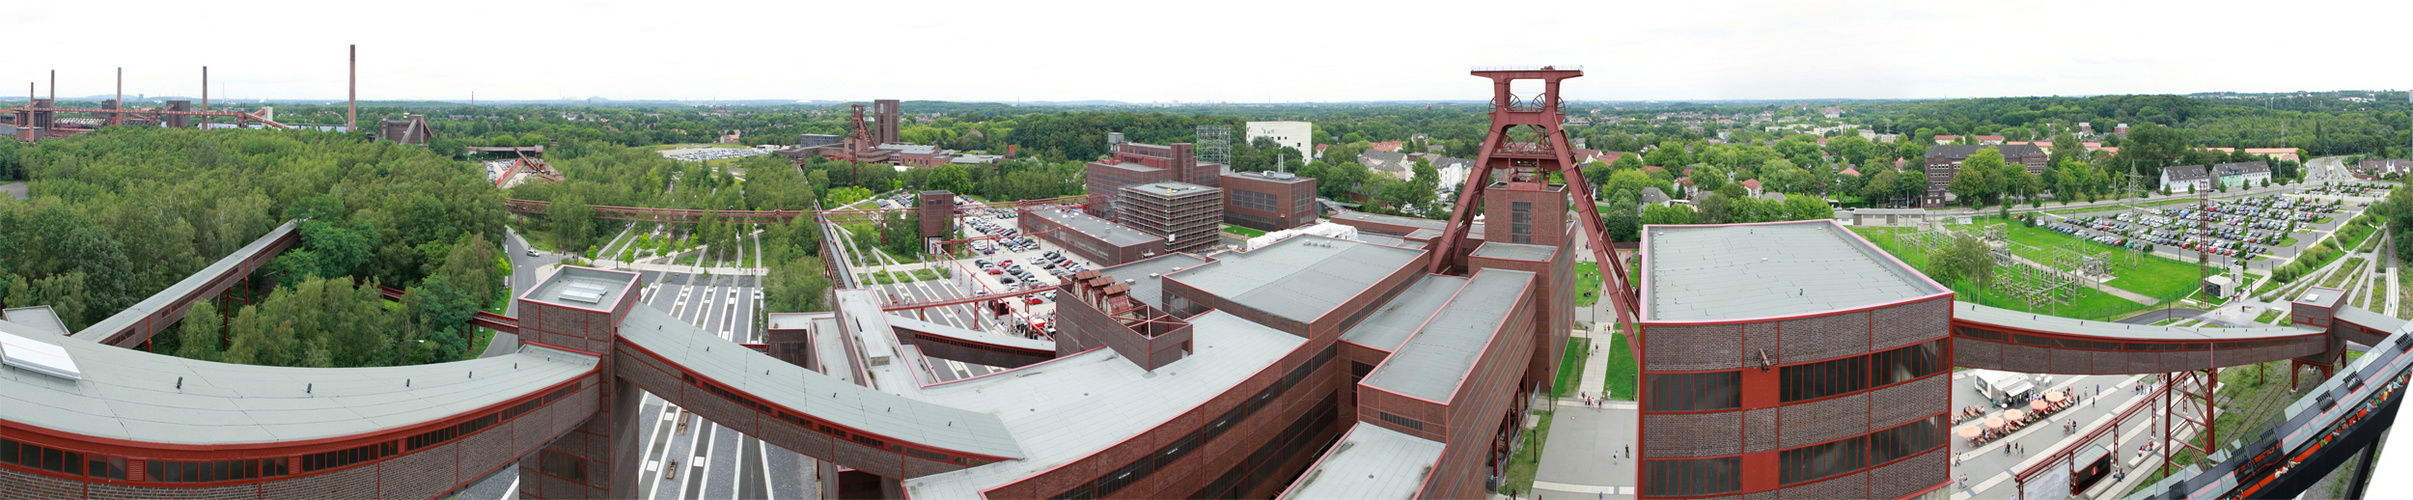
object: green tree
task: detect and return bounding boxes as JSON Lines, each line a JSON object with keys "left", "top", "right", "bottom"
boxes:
{"left": 1927, "top": 235, "right": 1997, "bottom": 288}
{"left": 172, "top": 302, "right": 224, "bottom": 362}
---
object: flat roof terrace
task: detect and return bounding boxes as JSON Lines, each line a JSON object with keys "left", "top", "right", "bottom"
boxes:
{"left": 1278, "top": 423, "right": 1445, "bottom": 500}
{"left": 523, "top": 266, "right": 639, "bottom": 311}
{"left": 1031, "top": 208, "right": 1160, "bottom": 247}
{"left": 1361, "top": 269, "right": 1534, "bottom": 402}
{"left": 1339, "top": 275, "right": 1468, "bottom": 352}
{"left": 0, "top": 319, "right": 598, "bottom": 446}
{"left": 1167, "top": 235, "right": 1425, "bottom": 324}
{"left": 1095, "top": 253, "right": 1211, "bottom": 309}
{"left": 900, "top": 310, "right": 1305, "bottom": 498}
{"left": 1645, "top": 220, "right": 1943, "bottom": 321}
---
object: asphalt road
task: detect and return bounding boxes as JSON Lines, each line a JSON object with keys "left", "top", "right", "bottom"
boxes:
{"left": 503, "top": 227, "right": 566, "bottom": 318}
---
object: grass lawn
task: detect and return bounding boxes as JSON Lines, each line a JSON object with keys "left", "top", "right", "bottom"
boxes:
{"left": 1604, "top": 332, "right": 1637, "bottom": 400}
{"left": 466, "top": 328, "right": 495, "bottom": 361}
{"left": 1502, "top": 410, "right": 1554, "bottom": 496}
{"left": 1854, "top": 225, "right": 2154, "bottom": 321}
{"left": 2254, "top": 309, "right": 2285, "bottom": 325}
{"left": 1552, "top": 337, "right": 1592, "bottom": 398}
{"left": 2322, "top": 258, "right": 2368, "bottom": 289}
{"left": 1985, "top": 220, "right": 2204, "bottom": 300}
{"left": 1574, "top": 265, "right": 1604, "bottom": 308}
{"left": 1222, "top": 224, "right": 1267, "bottom": 238}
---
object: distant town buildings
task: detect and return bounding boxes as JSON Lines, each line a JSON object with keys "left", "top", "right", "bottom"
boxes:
{"left": 2161, "top": 164, "right": 2213, "bottom": 192}
{"left": 1921, "top": 144, "right": 2047, "bottom": 207}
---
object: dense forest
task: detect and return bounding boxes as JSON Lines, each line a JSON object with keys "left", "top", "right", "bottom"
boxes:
{"left": 0, "top": 127, "right": 509, "bottom": 366}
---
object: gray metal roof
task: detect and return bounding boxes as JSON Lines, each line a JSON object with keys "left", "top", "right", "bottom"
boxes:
{"left": 524, "top": 267, "right": 639, "bottom": 310}
{"left": 1361, "top": 269, "right": 1533, "bottom": 402}
{"left": 0, "top": 318, "right": 598, "bottom": 445}
{"left": 766, "top": 312, "right": 825, "bottom": 331}
{"left": 1340, "top": 275, "right": 1468, "bottom": 351}
{"left": 77, "top": 220, "right": 299, "bottom": 341}
{"left": 1472, "top": 242, "right": 1556, "bottom": 262}
{"left": 1352, "top": 232, "right": 1410, "bottom": 248}
{"left": 1124, "top": 181, "right": 1216, "bottom": 196}
{"left": 1646, "top": 220, "right": 1942, "bottom": 321}
{"left": 1032, "top": 209, "right": 1159, "bottom": 246}
{"left": 884, "top": 314, "right": 1054, "bottom": 352}
{"left": 1096, "top": 253, "right": 1211, "bottom": 309}
{"left": 1335, "top": 210, "right": 1447, "bottom": 231}
{"left": 1167, "top": 235, "right": 1426, "bottom": 323}
{"left": 900, "top": 310, "right": 1305, "bottom": 498}
{"left": 1956, "top": 302, "right": 2323, "bottom": 340}
{"left": 2, "top": 306, "right": 69, "bottom": 336}
{"left": 1278, "top": 423, "right": 1445, "bottom": 500}
{"left": 617, "top": 305, "right": 1024, "bottom": 459}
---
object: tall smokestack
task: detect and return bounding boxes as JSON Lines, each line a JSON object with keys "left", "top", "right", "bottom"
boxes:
{"left": 114, "top": 67, "right": 122, "bottom": 126}
{"left": 201, "top": 66, "right": 208, "bottom": 112}
{"left": 49, "top": 70, "right": 55, "bottom": 103}
{"left": 348, "top": 45, "right": 357, "bottom": 132}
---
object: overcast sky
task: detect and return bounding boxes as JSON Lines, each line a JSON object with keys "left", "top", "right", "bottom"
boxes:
{"left": 4, "top": 0, "right": 2407, "bottom": 104}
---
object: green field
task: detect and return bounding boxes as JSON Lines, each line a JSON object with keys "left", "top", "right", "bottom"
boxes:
{"left": 1984, "top": 220, "right": 2205, "bottom": 300}
{"left": 1503, "top": 410, "right": 1555, "bottom": 495}
{"left": 1853, "top": 225, "right": 2155, "bottom": 321}
{"left": 1222, "top": 224, "right": 1267, "bottom": 238}
{"left": 1604, "top": 331, "right": 1637, "bottom": 401}
{"left": 1552, "top": 337, "right": 1592, "bottom": 398}
{"left": 1574, "top": 265, "right": 1604, "bottom": 307}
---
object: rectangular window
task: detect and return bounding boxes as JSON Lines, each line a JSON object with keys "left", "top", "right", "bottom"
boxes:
{"left": 541, "top": 451, "right": 589, "bottom": 484}
{"left": 1512, "top": 201, "right": 1533, "bottom": 212}
{"left": 1780, "top": 436, "right": 1868, "bottom": 485}
{"left": 1781, "top": 355, "right": 1869, "bottom": 402}
{"left": 1512, "top": 212, "right": 1533, "bottom": 224}
{"left": 1644, "top": 371, "right": 1741, "bottom": 412}
{"left": 1639, "top": 457, "right": 1740, "bottom": 496}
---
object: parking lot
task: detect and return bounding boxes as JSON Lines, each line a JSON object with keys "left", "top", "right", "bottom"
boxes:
{"left": 2039, "top": 191, "right": 2380, "bottom": 268}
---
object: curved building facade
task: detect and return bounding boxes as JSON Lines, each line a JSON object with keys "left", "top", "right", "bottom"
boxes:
{"left": 1636, "top": 221, "right": 1954, "bottom": 499}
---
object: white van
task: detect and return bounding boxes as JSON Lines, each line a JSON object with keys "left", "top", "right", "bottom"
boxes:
{"left": 1969, "top": 369, "right": 2042, "bottom": 405}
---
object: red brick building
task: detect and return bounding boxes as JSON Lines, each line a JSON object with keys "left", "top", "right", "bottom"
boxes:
{"left": 1921, "top": 144, "right": 2047, "bottom": 207}
{"left": 1020, "top": 207, "right": 1168, "bottom": 266}
{"left": 1635, "top": 220, "right": 1952, "bottom": 498}
{"left": 1221, "top": 171, "right": 1319, "bottom": 232}
{"left": 1087, "top": 140, "right": 1226, "bottom": 216}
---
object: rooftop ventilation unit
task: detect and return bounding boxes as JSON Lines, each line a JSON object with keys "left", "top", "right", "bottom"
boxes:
{"left": 0, "top": 329, "right": 81, "bottom": 380}
{"left": 559, "top": 283, "right": 610, "bottom": 304}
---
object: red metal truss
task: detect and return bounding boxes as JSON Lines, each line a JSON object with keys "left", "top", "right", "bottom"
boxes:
{"left": 2163, "top": 368, "right": 2218, "bottom": 475}
{"left": 1429, "top": 66, "right": 1640, "bottom": 324}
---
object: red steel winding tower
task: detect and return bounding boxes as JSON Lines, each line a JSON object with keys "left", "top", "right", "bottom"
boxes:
{"left": 1429, "top": 66, "right": 1639, "bottom": 324}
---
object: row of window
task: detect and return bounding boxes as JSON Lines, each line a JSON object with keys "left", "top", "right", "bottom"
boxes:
{"left": 1378, "top": 411, "right": 1427, "bottom": 431}
{"left": 1640, "top": 456, "right": 1740, "bottom": 497}
{"left": 684, "top": 372, "right": 970, "bottom": 466}
{"left": 1645, "top": 371, "right": 1742, "bottom": 412}
{"left": 1191, "top": 394, "right": 1342, "bottom": 500}
{"left": 1779, "top": 414, "right": 1946, "bottom": 485}
{"left": 1, "top": 439, "right": 116, "bottom": 480}
{"left": 538, "top": 450, "right": 588, "bottom": 484}
{"left": 148, "top": 458, "right": 282, "bottom": 484}
{"left": 1053, "top": 347, "right": 1337, "bottom": 500}
{"left": 300, "top": 442, "right": 396, "bottom": 473}
{"left": 1782, "top": 339, "right": 1948, "bottom": 403}
{"left": 0, "top": 379, "right": 582, "bottom": 485}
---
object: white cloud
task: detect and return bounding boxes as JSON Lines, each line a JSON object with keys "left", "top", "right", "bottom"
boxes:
{"left": 1, "top": 0, "right": 2405, "bottom": 102}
